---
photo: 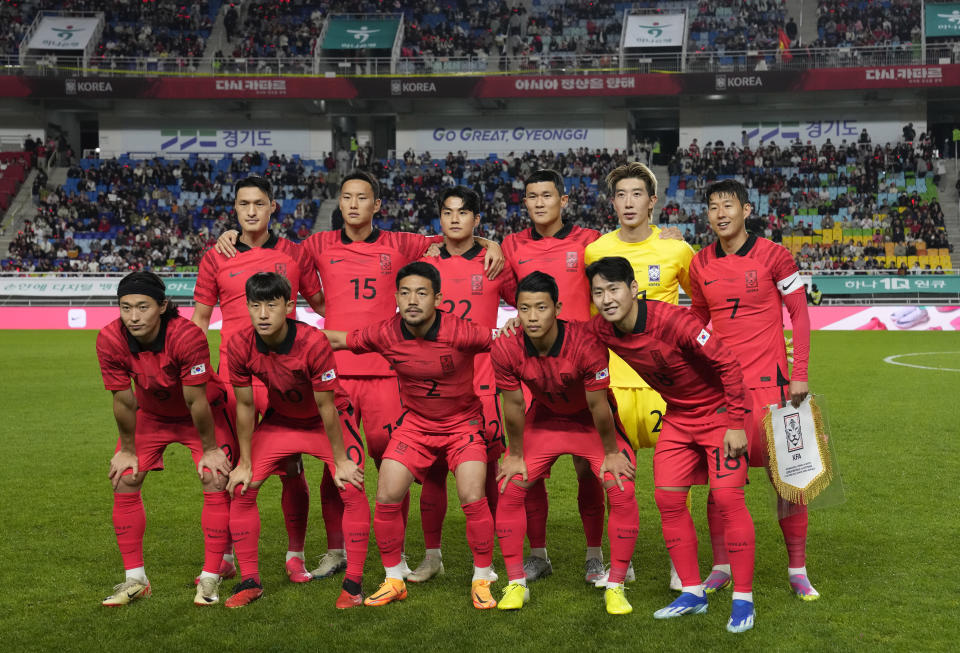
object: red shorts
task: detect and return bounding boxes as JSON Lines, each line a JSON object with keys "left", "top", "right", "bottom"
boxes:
{"left": 745, "top": 386, "right": 787, "bottom": 468}
{"left": 339, "top": 376, "right": 404, "bottom": 462}
{"left": 383, "top": 420, "right": 487, "bottom": 484}
{"left": 250, "top": 411, "right": 365, "bottom": 483}
{"left": 118, "top": 399, "right": 238, "bottom": 474}
{"left": 518, "top": 414, "right": 636, "bottom": 483}
{"left": 652, "top": 412, "right": 748, "bottom": 488}
{"left": 480, "top": 393, "right": 505, "bottom": 462}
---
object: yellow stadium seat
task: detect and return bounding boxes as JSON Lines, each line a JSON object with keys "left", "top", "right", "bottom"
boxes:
{"left": 896, "top": 256, "right": 908, "bottom": 268}
{"left": 918, "top": 255, "right": 929, "bottom": 267}
{"left": 907, "top": 256, "right": 918, "bottom": 268}
{"left": 884, "top": 243, "right": 895, "bottom": 257}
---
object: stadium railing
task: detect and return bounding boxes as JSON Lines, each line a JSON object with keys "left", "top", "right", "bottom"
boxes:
{"left": 0, "top": 44, "right": 929, "bottom": 78}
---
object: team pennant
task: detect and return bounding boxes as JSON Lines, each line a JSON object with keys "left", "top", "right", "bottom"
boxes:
{"left": 761, "top": 395, "right": 834, "bottom": 505}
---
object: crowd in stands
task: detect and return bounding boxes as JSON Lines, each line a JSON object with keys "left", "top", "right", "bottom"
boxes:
{"left": 811, "top": 0, "right": 920, "bottom": 48}
{"left": 3, "top": 131, "right": 955, "bottom": 274}
{"left": 687, "top": 0, "right": 789, "bottom": 54}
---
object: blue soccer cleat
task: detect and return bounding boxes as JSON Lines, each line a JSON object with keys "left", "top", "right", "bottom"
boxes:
{"left": 726, "top": 599, "right": 755, "bottom": 633}
{"left": 653, "top": 591, "right": 708, "bottom": 619}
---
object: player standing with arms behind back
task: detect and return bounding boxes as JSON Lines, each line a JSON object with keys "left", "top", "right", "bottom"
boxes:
{"left": 688, "top": 179, "right": 818, "bottom": 600}
{"left": 96, "top": 272, "right": 234, "bottom": 607}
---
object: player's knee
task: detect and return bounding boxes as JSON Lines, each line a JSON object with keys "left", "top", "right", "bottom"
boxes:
{"left": 605, "top": 481, "right": 638, "bottom": 511}
{"left": 200, "top": 470, "right": 225, "bottom": 492}
{"left": 457, "top": 485, "right": 485, "bottom": 506}
{"left": 114, "top": 473, "right": 144, "bottom": 492}
{"left": 654, "top": 487, "right": 689, "bottom": 515}
{"left": 710, "top": 487, "right": 747, "bottom": 515}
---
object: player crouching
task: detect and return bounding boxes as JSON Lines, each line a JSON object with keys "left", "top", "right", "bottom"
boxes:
{"left": 224, "top": 273, "right": 369, "bottom": 608}
{"left": 493, "top": 272, "right": 639, "bottom": 615}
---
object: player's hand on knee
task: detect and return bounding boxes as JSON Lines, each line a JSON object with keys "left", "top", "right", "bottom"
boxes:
{"left": 109, "top": 450, "right": 139, "bottom": 490}
{"left": 497, "top": 453, "right": 527, "bottom": 492}
{"left": 723, "top": 429, "right": 748, "bottom": 459}
{"left": 334, "top": 457, "right": 364, "bottom": 490}
{"left": 600, "top": 452, "right": 636, "bottom": 491}
{"left": 227, "top": 462, "right": 252, "bottom": 495}
{"left": 198, "top": 447, "right": 232, "bottom": 484}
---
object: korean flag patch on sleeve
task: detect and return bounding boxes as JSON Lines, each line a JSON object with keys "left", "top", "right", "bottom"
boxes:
{"left": 321, "top": 368, "right": 337, "bottom": 382}
{"left": 696, "top": 329, "right": 711, "bottom": 346}
{"left": 595, "top": 367, "right": 609, "bottom": 380}
{"left": 190, "top": 363, "right": 206, "bottom": 376}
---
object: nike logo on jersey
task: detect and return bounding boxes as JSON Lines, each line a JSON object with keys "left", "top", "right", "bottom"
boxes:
{"left": 704, "top": 279, "right": 719, "bottom": 285}
{"left": 518, "top": 258, "right": 535, "bottom": 264}
{"left": 330, "top": 258, "right": 345, "bottom": 264}
{"left": 229, "top": 271, "right": 244, "bottom": 277}
{"left": 716, "top": 472, "right": 734, "bottom": 478}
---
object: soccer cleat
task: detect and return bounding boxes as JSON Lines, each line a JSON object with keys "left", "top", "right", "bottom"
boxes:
{"left": 224, "top": 578, "right": 263, "bottom": 608}
{"left": 890, "top": 307, "right": 929, "bottom": 329}
{"left": 593, "top": 562, "right": 637, "bottom": 589}
{"left": 497, "top": 582, "right": 529, "bottom": 610}
{"left": 407, "top": 555, "right": 444, "bottom": 583}
{"left": 703, "top": 569, "right": 732, "bottom": 594}
{"left": 286, "top": 557, "right": 313, "bottom": 583}
{"left": 523, "top": 555, "right": 553, "bottom": 582}
{"left": 194, "top": 557, "right": 236, "bottom": 585}
{"left": 472, "top": 579, "right": 497, "bottom": 609}
{"left": 726, "top": 599, "right": 755, "bottom": 633}
{"left": 604, "top": 584, "right": 633, "bottom": 615}
{"left": 102, "top": 578, "right": 151, "bottom": 606}
{"left": 335, "top": 588, "right": 364, "bottom": 609}
{"left": 363, "top": 578, "right": 407, "bottom": 606}
{"left": 310, "top": 550, "right": 347, "bottom": 579}
{"left": 584, "top": 557, "right": 605, "bottom": 584}
{"left": 789, "top": 574, "right": 821, "bottom": 601}
{"left": 399, "top": 553, "right": 413, "bottom": 580}
{"left": 856, "top": 317, "right": 887, "bottom": 330}
{"left": 194, "top": 576, "right": 221, "bottom": 606}
{"left": 653, "top": 592, "right": 708, "bottom": 619}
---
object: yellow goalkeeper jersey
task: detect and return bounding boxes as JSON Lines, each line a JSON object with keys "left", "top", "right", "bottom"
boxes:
{"left": 584, "top": 225, "right": 695, "bottom": 388}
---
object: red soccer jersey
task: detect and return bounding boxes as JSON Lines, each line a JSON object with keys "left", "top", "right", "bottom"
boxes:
{"left": 588, "top": 301, "right": 746, "bottom": 428}
{"left": 346, "top": 311, "right": 492, "bottom": 432}
{"left": 492, "top": 319, "right": 610, "bottom": 421}
{"left": 226, "top": 319, "right": 351, "bottom": 421}
{"left": 96, "top": 315, "right": 228, "bottom": 420}
{"left": 424, "top": 242, "right": 516, "bottom": 396}
{"left": 301, "top": 228, "right": 441, "bottom": 377}
{"left": 193, "top": 234, "right": 321, "bottom": 355}
{"left": 501, "top": 223, "right": 599, "bottom": 321}
{"left": 688, "top": 235, "right": 807, "bottom": 388}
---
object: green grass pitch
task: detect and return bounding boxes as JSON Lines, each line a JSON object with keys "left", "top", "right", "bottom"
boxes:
{"left": 0, "top": 329, "right": 957, "bottom": 652}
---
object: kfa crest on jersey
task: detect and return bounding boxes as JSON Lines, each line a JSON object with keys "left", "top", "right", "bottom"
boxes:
{"left": 565, "top": 251, "right": 578, "bottom": 271}
{"left": 380, "top": 254, "right": 392, "bottom": 274}
{"left": 648, "top": 264, "right": 661, "bottom": 286}
{"left": 471, "top": 274, "right": 483, "bottom": 295}
{"left": 745, "top": 269, "right": 758, "bottom": 292}
{"left": 275, "top": 262, "right": 288, "bottom": 278}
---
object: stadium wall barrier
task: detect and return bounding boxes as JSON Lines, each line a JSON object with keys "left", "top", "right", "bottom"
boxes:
{"left": 2, "top": 305, "right": 957, "bottom": 331}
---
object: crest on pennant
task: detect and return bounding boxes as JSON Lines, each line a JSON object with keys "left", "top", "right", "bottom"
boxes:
{"left": 762, "top": 396, "right": 834, "bottom": 505}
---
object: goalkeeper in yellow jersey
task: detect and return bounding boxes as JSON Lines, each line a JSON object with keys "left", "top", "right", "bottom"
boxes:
{"left": 584, "top": 161, "right": 694, "bottom": 590}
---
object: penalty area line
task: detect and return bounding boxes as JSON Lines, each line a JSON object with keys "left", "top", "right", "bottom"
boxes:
{"left": 882, "top": 352, "right": 960, "bottom": 372}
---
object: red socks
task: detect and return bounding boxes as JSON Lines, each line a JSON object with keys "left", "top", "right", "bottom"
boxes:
{"left": 373, "top": 501, "right": 405, "bottom": 568}
{"left": 484, "top": 462, "right": 500, "bottom": 517}
{"left": 707, "top": 491, "right": 731, "bottom": 565}
{"left": 113, "top": 491, "right": 146, "bottom": 571}
{"left": 524, "top": 478, "right": 548, "bottom": 549}
{"left": 319, "top": 466, "right": 345, "bottom": 550}
{"left": 711, "top": 488, "right": 755, "bottom": 593}
{"left": 654, "top": 488, "right": 700, "bottom": 587}
{"left": 201, "top": 490, "right": 230, "bottom": 575}
{"left": 419, "top": 462, "right": 448, "bottom": 550}
{"left": 280, "top": 470, "right": 309, "bottom": 552}
{"left": 462, "top": 498, "right": 495, "bottom": 569}
{"left": 778, "top": 498, "right": 808, "bottom": 568}
{"left": 577, "top": 473, "right": 605, "bottom": 548}
{"left": 229, "top": 485, "right": 261, "bottom": 582}
{"left": 339, "top": 484, "right": 370, "bottom": 584}
{"left": 605, "top": 482, "right": 639, "bottom": 584}
{"left": 495, "top": 482, "right": 528, "bottom": 581}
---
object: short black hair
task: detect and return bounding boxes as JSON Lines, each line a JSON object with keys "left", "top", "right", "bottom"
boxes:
{"left": 524, "top": 169, "right": 565, "bottom": 196}
{"left": 117, "top": 271, "right": 179, "bottom": 319}
{"left": 234, "top": 175, "right": 273, "bottom": 201}
{"left": 245, "top": 272, "right": 291, "bottom": 302}
{"left": 438, "top": 185, "right": 481, "bottom": 216}
{"left": 516, "top": 271, "right": 559, "bottom": 304}
{"left": 585, "top": 256, "right": 636, "bottom": 286}
{"left": 340, "top": 170, "right": 380, "bottom": 200}
{"left": 396, "top": 261, "right": 441, "bottom": 294}
{"left": 705, "top": 179, "right": 750, "bottom": 207}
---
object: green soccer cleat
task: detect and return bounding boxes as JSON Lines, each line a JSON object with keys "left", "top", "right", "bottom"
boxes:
{"left": 497, "top": 582, "right": 530, "bottom": 610}
{"left": 604, "top": 584, "right": 633, "bottom": 615}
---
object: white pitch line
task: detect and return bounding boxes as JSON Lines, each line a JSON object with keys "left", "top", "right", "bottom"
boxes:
{"left": 882, "top": 352, "right": 960, "bottom": 372}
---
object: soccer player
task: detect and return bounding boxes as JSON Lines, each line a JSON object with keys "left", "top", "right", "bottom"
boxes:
{"left": 584, "top": 162, "right": 694, "bottom": 589}
{"left": 408, "top": 186, "right": 515, "bottom": 583}
{"left": 688, "top": 179, "right": 817, "bottom": 600}
{"left": 322, "top": 262, "right": 498, "bottom": 609}
{"left": 493, "top": 272, "right": 639, "bottom": 615}
{"left": 219, "top": 171, "right": 502, "bottom": 580}
{"left": 500, "top": 168, "right": 604, "bottom": 582}
{"left": 97, "top": 271, "right": 234, "bottom": 607}
{"left": 587, "top": 256, "right": 757, "bottom": 633}
{"left": 194, "top": 176, "right": 324, "bottom": 584}
{"left": 223, "top": 272, "right": 369, "bottom": 609}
